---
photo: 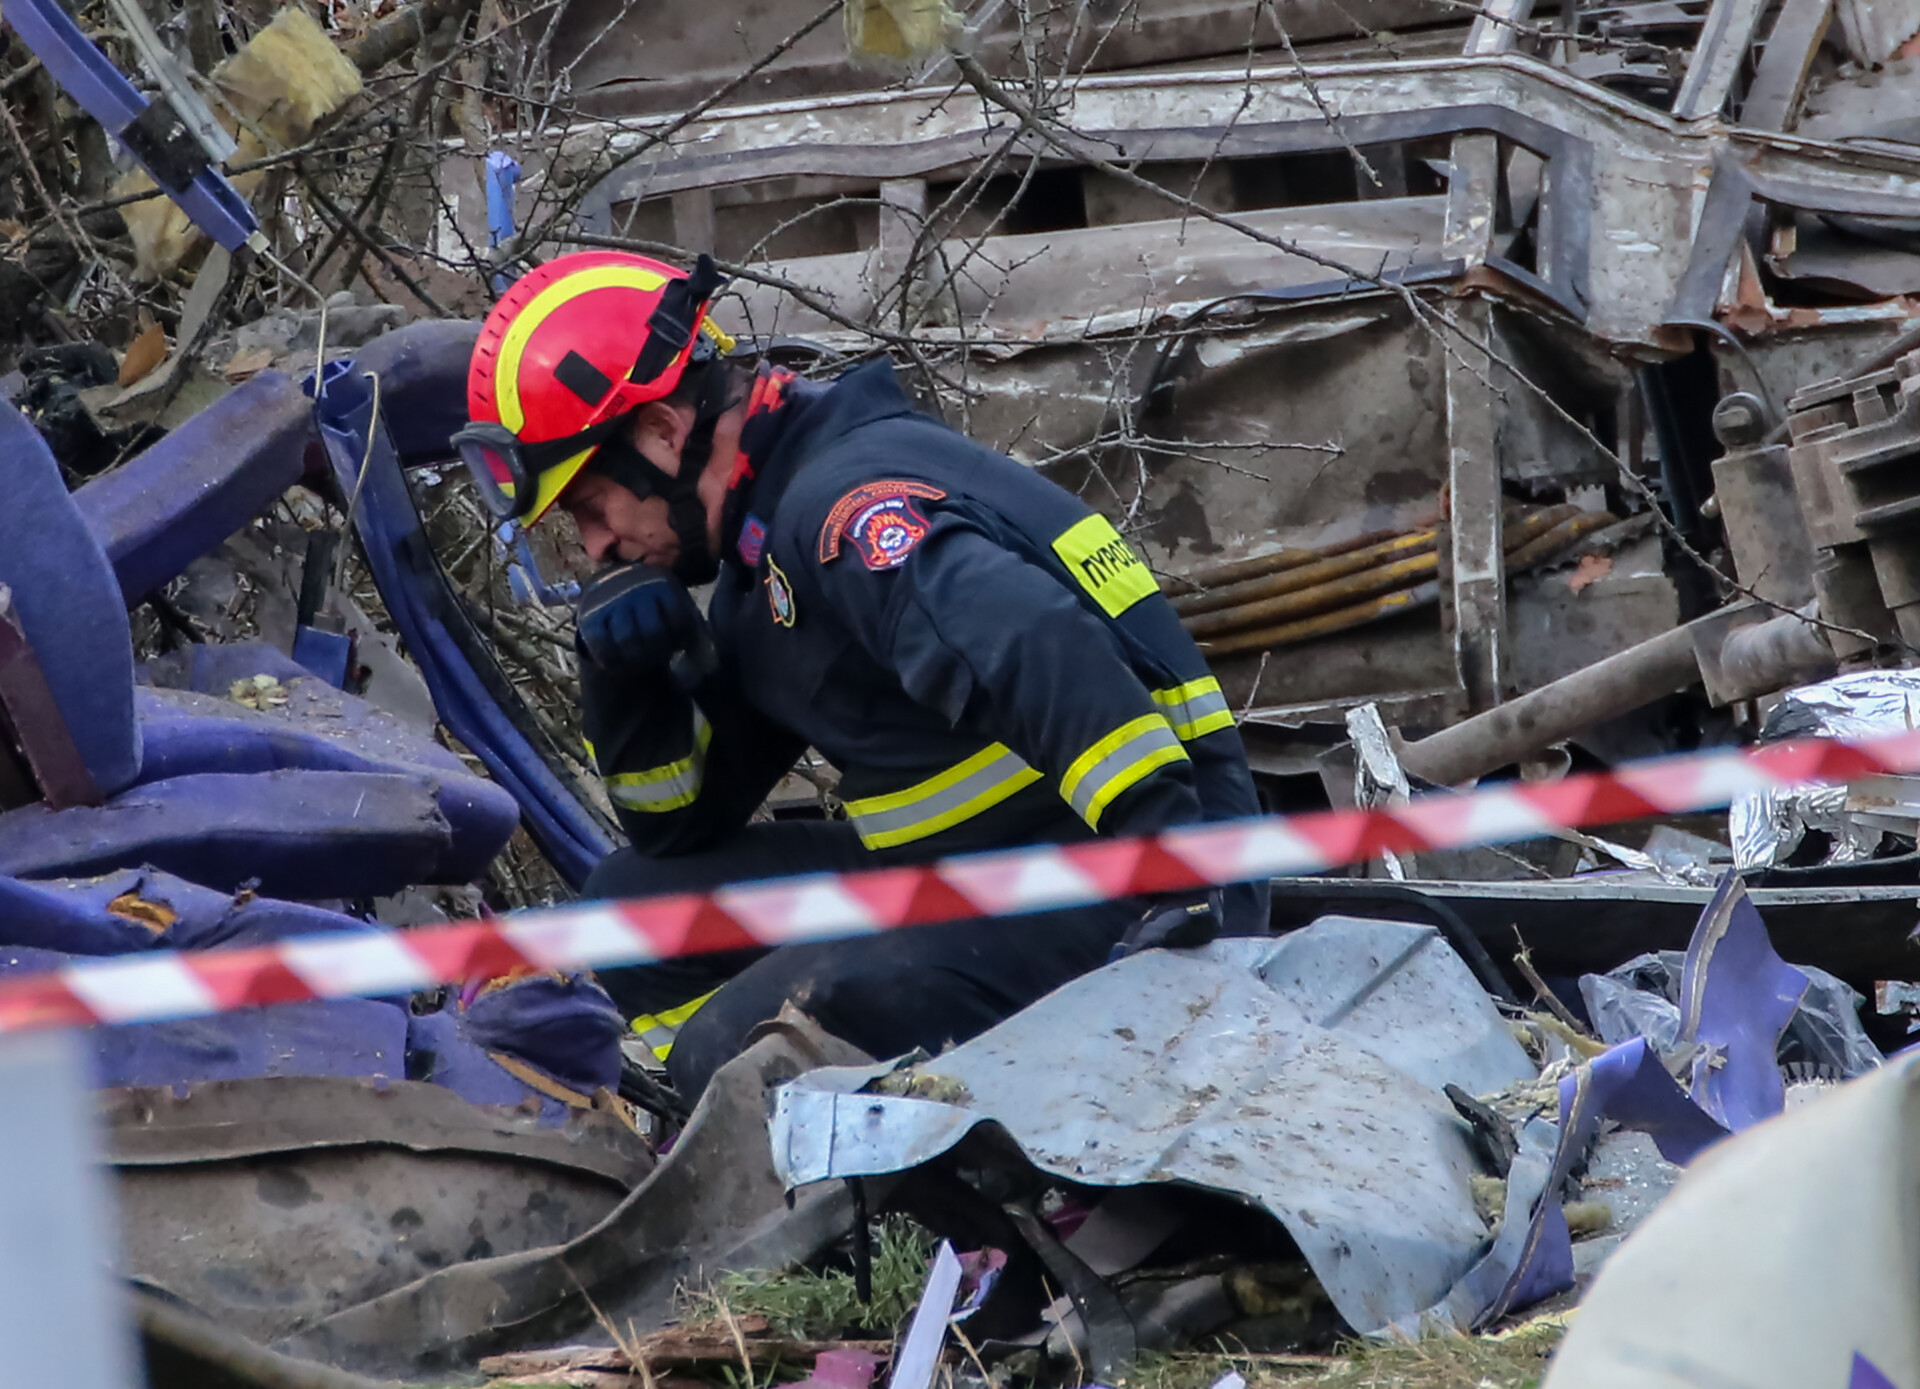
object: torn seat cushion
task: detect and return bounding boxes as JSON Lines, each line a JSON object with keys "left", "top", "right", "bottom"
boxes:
{"left": 459, "top": 972, "right": 627, "bottom": 1098}
{"left": 0, "top": 866, "right": 401, "bottom": 957}
{"left": 0, "top": 401, "right": 141, "bottom": 795}
{"left": 405, "top": 1009, "right": 578, "bottom": 1124}
{"left": 91, "top": 998, "right": 412, "bottom": 1090}
{"left": 71, "top": 371, "right": 311, "bottom": 606}
{"left": 133, "top": 682, "right": 519, "bottom": 883}
{"left": 0, "top": 770, "right": 453, "bottom": 898}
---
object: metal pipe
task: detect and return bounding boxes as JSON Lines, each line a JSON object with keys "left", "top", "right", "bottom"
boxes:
{"left": 1172, "top": 530, "right": 1437, "bottom": 617}
{"left": 1715, "top": 605, "right": 1835, "bottom": 698}
{"left": 1183, "top": 506, "right": 1600, "bottom": 640}
{"left": 1185, "top": 550, "right": 1439, "bottom": 638}
{"left": 1198, "top": 581, "right": 1441, "bottom": 657}
{"left": 1397, "top": 624, "right": 1703, "bottom": 786}
{"left": 1159, "top": 526, "right": 1407, "bottom": 597}
{"left": 1500, "top": 511, "right": 1617, "bottom": 573}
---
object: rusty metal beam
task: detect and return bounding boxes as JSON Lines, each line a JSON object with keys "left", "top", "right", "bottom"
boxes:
{"left": 0, "top": 585, "right": 100, "bottom": 811}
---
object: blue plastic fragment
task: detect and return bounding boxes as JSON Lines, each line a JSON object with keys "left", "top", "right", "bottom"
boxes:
{"left": 486, "top": 150, "right": 521, "bottom": 246}
{"left": 1487, "top": 871, "right": 1803, "bottom": 1325}
{"left": 290, "top": 624, "right": 354, "bottom": 686}
{"left": 1679, "top": 870, "right": 1811, "bottom": 1132}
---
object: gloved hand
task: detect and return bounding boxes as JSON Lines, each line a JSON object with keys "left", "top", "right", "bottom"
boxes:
{"left": 574, "top": 563, "right": 705, "bottom": 674}
{"left": 1109, "top": 887, "right": 1223, "bottom": 962}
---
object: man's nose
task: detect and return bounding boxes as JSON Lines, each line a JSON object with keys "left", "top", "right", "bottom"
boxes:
{"left": 578, "top": 519, "right": 616, "bottom": 564}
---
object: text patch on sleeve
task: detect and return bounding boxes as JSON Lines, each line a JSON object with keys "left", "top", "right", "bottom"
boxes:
{"left": 1051, "top": 514, "right": 1157, "bottom": 618}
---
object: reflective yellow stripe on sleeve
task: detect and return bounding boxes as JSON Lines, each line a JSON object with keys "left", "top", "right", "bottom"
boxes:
{"left": 1059, "top": 713, "right": 1188, "bottom": 829}
{"left": 630, "top": 988, "right": 718, "bottom": 1061}
{"left": 843, "top": 743, "right": 1043, "bottom": 850}
{"left": 604, "top": 717, "right": 712, "bottom": 814}
{"left": 1151, "top": 676, "right": 1235, "bottom": 741}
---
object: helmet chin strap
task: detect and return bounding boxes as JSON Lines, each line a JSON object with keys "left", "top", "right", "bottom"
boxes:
{"left": 586, "top": 365, "right": 738, "bottom": 586}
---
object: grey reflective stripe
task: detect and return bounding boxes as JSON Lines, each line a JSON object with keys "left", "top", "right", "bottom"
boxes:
{"left": 607, "top": 761, "right": 701, "bottom": 812}
{"left": 843, "top": 743, "right": 1043, "bottom": 850}
{"left": 633, "top": 1020, "right": 678, "bottom": 1055}
{"left": 604, "top": 716, "right": 709, "bottom": 813}
{"left": 1155, "top": 684, "right": 1233, "bottom": 739}
{"left": 1063, "top": 717, "right": 1187, "bottom": 825}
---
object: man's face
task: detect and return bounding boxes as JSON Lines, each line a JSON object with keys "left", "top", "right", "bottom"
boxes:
{"left": 557, "top": 471, "right": 678, "bottom": 567}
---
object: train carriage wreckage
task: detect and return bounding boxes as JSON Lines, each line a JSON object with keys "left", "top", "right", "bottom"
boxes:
{"left": 494, "top": 0, "right": 1920, "bottom": 782}
{"left": 12, "top": 0, "right": 1920, "bottom": 1380}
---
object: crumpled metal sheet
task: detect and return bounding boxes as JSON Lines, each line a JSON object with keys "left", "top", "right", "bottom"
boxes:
{"left": 771, "top": 924, "right": 1537, "bottom": 1336}
{"left": 1732, "top": 672, "right": 1920, "bottom": 868}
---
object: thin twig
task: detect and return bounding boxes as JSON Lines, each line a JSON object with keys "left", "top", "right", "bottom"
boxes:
{"left": 1511, "top": 927, "right": 1592, "bottom": 1037}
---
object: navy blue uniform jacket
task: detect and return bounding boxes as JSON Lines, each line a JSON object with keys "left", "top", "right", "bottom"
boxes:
{"left": 580, "top": 362, "right": 1267, "bottom": 928}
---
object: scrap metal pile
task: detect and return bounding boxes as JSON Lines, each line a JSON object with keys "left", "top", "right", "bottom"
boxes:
{"left": 9, "top": 0, "right": 1920, "bottom": 1382}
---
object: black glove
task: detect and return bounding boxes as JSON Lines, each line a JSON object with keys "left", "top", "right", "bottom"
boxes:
{"left": 1110, "top": 887, "right": 1223, "bottom": 962}
{"left": 574, "top": 563, "right": 710, "bottom": 683}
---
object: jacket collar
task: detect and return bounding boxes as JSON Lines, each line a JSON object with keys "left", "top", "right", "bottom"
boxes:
{"left": 722, "top": 361, "right": 916, "bottom": 567}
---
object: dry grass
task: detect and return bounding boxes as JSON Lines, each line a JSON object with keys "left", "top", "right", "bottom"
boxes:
{"left": 1123, "top": 1315, "right": 1569, "bottom": 1389}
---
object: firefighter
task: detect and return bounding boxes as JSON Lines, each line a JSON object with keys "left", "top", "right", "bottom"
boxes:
{"left": 454, "top": 251, "right": 1268, "bottom": 1101}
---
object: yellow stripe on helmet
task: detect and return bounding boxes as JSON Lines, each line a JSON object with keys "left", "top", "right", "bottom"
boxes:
{"left": 494, "top": 264, "right": 669, "bottom": 434}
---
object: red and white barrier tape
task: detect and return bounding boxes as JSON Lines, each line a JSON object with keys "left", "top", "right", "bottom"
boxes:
{"left": 7, "top": 730, "right": 1920, "bottom": 1035}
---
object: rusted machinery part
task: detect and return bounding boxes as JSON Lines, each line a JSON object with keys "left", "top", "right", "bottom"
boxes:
{"left": 1184, "top": 506, "right": 1596, "bottom": 641}
{"left": 1398, "top": 624, "right": 1703, "bottom": 786}
{"left": 137, "top": 1292, "right": 390, "bottom": 1389}
{"left": 1159, "top": 526, "right": 1408, "bottom": 599}
{"left": 1198, "top": 581, "right": 1442, "bottom": 658}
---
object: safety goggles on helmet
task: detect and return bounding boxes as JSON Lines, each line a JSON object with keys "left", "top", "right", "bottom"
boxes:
{"left": 450, "top": 416, "right": 632, "bottom": 521}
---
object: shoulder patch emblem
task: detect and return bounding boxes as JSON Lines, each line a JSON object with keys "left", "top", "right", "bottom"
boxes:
{"left": 845, "top": 496, "right": 931, "bottom": 571}
{"left": 818, "top": 480, "right": 946, "bottom": 563}
{"left": 737, "top": 514, "right": 767, "bottom": 568}
{"left": 766, "top": 556, "right": 797, "bottom": 628}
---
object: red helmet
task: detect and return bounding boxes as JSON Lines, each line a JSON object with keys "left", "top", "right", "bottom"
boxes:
{"left": 456, "top": 251, "right": 733, "bottom": 524}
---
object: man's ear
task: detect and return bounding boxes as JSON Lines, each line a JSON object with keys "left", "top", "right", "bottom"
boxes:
{"left": 629, "top": 401, "right": 692, "bottom": 476}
